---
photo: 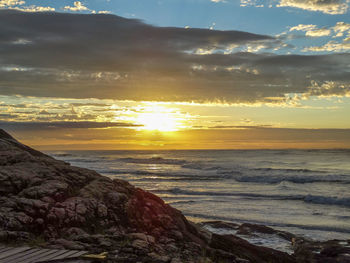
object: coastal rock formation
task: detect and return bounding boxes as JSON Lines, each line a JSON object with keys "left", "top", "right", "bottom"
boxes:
{"left": 0, "top": 129, "right": 349, "bottom": 262}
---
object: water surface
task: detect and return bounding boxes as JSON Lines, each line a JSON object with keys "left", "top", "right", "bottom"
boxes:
{"left": 49, "top": 149, "right": 350, "bottom": 241}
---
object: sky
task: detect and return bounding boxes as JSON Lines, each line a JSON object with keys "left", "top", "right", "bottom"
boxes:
{"left": 0, "top": 0, "right": 349, "bottom": 149}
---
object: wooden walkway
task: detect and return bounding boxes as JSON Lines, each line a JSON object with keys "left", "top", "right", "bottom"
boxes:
{"left": 0, "top": 246, "right": 90, "bottom": 263}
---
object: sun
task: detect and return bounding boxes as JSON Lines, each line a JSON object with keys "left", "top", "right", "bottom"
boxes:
{"left": 135, "top": 104, "right": 185, "bottom": 132}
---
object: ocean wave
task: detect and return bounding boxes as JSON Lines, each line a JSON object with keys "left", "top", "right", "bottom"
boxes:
{"left": 119, "top": 157, "right": 186, "bottom": 165}
{"left": 167, "top": 200, "right": 197, "bottom": 205}
{"left": 188, "top": 213, "right": 350, "bottom": 234}
{"left": 129, "top": 176, "right": 219, "bottom": 182}
{"left": 253, "top": 167, "right": 322, "bottom": 173}
{"left": 66, "top": 158, "right": 102, "bottom": 163}
{"left": 153, "top": 188, "right": 350, "bottom": 207}
{"left": 233, "top": 175, "right": 349, "bottom": 184}
{"left": 107, "top": 169, "right": 226, "bottom": 181}
{"left": 50, "top": 153, "right": 74, "bottom": 157}
{"left": 154, "top": 187, "right": 287, "bottom": 198}
{"left": 181, "top": 163, "right": 224, "bottom": 171}
{"left": 305, "top": 149, "right": 350, "bottom": 154}
{"left": 93, "top": 163, "right": 349, "bottom": 185}
{"left": 303, "top": 195, "right": 350, "bottom": 207}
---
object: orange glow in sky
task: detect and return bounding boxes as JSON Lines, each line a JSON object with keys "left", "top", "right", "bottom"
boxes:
{"left": 133, "top": 104, "right": 189, "bottom": 132}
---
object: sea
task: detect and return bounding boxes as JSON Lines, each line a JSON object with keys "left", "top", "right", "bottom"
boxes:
{"left": 48, "top": 149, "right": 350, "bottom": 248}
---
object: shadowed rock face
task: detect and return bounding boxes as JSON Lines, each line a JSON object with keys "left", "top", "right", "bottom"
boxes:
{"left": 0, "top": 129, "right": 214, "bottom": 260}
{"left": 1, "top": 129, "right": 347, "bottom": 263}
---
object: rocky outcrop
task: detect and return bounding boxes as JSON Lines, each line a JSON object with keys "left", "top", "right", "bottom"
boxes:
{"left": 0, "top": 130, "right": 210, "bottom": 262}
{"left": 210, "top": 233, "right": 295, "bottom": 263}
{"left": 1, "top": 129, "right": 349, "bottom": 262}
{"left": 293, "top": 238, "right": 350, "bottom": 263}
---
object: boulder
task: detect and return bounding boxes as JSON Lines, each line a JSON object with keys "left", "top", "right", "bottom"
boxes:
{"left": 210, "top": 233, "right": 295, "bottom": 263}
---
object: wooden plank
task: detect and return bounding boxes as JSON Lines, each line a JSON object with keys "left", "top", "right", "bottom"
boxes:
{"left": 2, "top": 248, "right": 41, "bottom": 263}
{"left": 0, "top": 247, "right": 31, "bottom": 260}
{"left": 44, "top": 250, "right": 84, "bottom": 261}
{"left": 34, "top": 250, "right": 71, "bottom": 262}
{"left": 12, "top": 249, "right": 54, "bottom": 263}
{"left": 0, "top": 247, "right": 89, "bottom": 263}
{"left": 64, "top": 250, "right": 88, "bottom": 258}
{"left": 0, "top": 247, "right": 14, "bottom": 253}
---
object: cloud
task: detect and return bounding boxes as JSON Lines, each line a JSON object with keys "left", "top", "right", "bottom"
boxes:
{"left": 0, "top": 10, "right": 349, "bottom": 103}
{"left": 0, "top": 0, "right": 54, "bottom": 12}
{"left": 0, "top": 121, "right": 142, "bottom": 131}
{"left": 232, "top": 0, "right": 349, "bottom": 14}
{"left": 290, "top": 24, "right": 331, "bottom": 37}
{"left": 304, "top": 40, "right": 350, "bottom": 52}
{"left": 290, "top": 24, "right": 317, "bottom": 32}
{"left": 0, "top": 0, "right": 24, "bottom": 7}
{"left": 305, "top": 28, "right": 331, "bottom": 37}
{"left": 303, "top": 81, "right": 350, "bottom": 98}
{"left": 64, "top": 1, "right": 89, "bottom": 11}
{"left": 209, "top": 125, "right": 273, "bottom": 129}
{"left": 289, "top": 22, "right": 350, "bottom": 52}
{"left": 278, "top": 0, "right": 349, "bottom": 14}
{"left": 12, "top": 5, "right": 55, "bottom": 12}
{"left": 97, "top": 10, "right": 110, "bottom": 14}
{"left": 240, "top": 0, "right": 264, "bottom": 7}
{"left": 333, "top": 22, "right": 350, "bottom": 37}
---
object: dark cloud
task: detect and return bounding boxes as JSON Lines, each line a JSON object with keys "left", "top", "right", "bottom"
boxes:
{"left": 69, "top": 103, "right": 112, "bottom": 107}
{"left": 209, "top": 125, "right": 273, "bottom": 129}
{"left": 0, "top": 121, "right": 142, "bottom": 131}
{"left": 0, "top": 103, "right": 41, "bottom": 109}
{"left": 0, "top": 10, "right": 349, "bottom": 103}
{"left": 0, "top": 114, "right": 15, "bottom": 119}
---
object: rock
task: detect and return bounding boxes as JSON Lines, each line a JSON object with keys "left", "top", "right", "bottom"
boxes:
{"left": 41, "top": 196, "right": 55, "bottom": 204}
{"left": 97, "top": 203, "right": 108, "bottom": 217}
{"left": 170, "top": 230, "right": 183, "bottom": 240}
{"left": 238, "top": 223, "right": 276, "bottom": 235}
{"left": 202, "top": 221, "right": 240, "bottom": 230}
{"left": 97, "top": 238, "right": 113, "bottom": 248}
{"left": 294, "top": 239, "right": 350, "bottom": 263}
{"left": 16, "top": 212, "right": 33, "bottom": 225}
{"left": 237, "top": 223, "right": 295, "bottom": 241}
{"left": 52, "top": 207, "right": 66, "bottom": 220}
{"left": 53, "top": 238, "right": 85, "bottom": 250}
{"left": 0, "top": 230, "right": 31, "bottom": 242}
{"left": 210, "top": 233, "right": 295, "bottom": 263}
{"left": 165, "top": 243, "right": 178, "bottom": 253}
{"left": 64, "top": 227, "right": 88, "bottom": 239}
{"left": 76, "top": 203, "right": 87, "bottom": 215}
{"left": 159, "top": 236, "right": 175, "bottom": 244}
{"left": 147, "top": 235, "right": 155, "bottom": 244}
{"left": 35, "top": 218, "right": 44, "bottom": 225}
{"left": 147, "top": 252, "right": 170, "bottom": 263}
{"left": 132, "top": 239, "right": 149, "bottom": 250}
{"left": 106, "top": 192, "right": 127, "bottom": 205}
{"left": 129, "top": 233, "right": 148, "bottom": 242}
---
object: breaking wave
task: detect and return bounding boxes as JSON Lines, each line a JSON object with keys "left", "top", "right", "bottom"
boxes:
{"left": 154, "top": 188, "right": 350, "bottom": 208}
{"left": 118, "top": 157, "right": 186, "bottom": 165}
{"left": 232, "top": 175, "right": 349, "bottom": 184}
